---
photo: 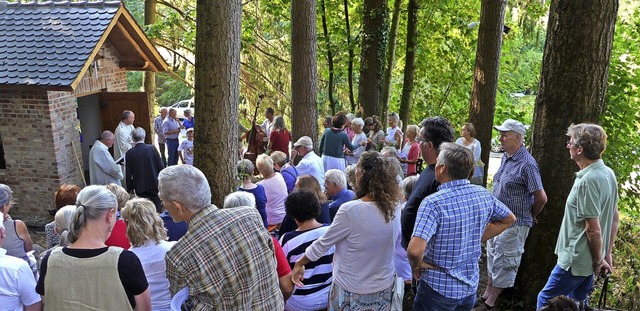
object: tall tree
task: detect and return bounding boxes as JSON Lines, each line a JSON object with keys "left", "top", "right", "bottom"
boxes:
{"left": 515, "top": 0, "right": 619, "bottom": 306}
{"left": 144, "top": 0, "right": 157, "bottom": 139}
{"left": 398, "top": 0, "right": 418, "bottom": 132}
{"left": 381, "top": 0, "right": 402, "bottom": 118}
{"left": 358, "top": 0, "right": 388, "bottom": 117}
{"left": 343, "top": 0, "right": 357, "bottom": 113}
{"left": 291, "top": 0, "right": 318, "bottom": 144}
{"left": 320, "top": 0, "right": 336, "bottom": 115}
{"left": 193, "top": 0, "right": 241, "bottom": 207}
{"left": 468, "top": 0, "right": 507, "bottom": 186}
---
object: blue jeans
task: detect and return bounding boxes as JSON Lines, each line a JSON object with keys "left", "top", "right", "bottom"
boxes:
{"left": 537, "top": 264, "right": 594, "bottom": 309}
{"left": 166, "top": 138, "right": 179, "bottom": 166}
{"left": 413, "top": 281, "right": 475, "bottom": 311}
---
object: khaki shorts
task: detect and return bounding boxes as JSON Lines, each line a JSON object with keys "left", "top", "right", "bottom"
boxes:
{"left": 486, "top": 225, "right": 530, "bottom": 288}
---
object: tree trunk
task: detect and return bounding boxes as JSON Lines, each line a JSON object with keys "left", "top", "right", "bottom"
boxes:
{"left": 320, "top": 0, "right": 336, "bottom": 115}
{"left": 468, "top": 0, "right": 506, "bottom": 187}
{"left": 358, "top": 0, "right": 388, "bottom": 118}
{"left": 381, "top": 0, "right": 402, "bottom": 118}
{"left": 193, "top": 0, "right": 241, "bottom": 208}
{"left": 515, "top": 0, "right": 619, "bottom": 306}
{"left": 343, "top": 0, "right": 357, "bottom": 114}
{"left": 291, "top": 0, "right": 318, "bottom": 146}
{"left": 144, "top": 0, "right": 157, "bottom": 143}
{"left": 398, "top": 0, "right": 417, "bottom": 132}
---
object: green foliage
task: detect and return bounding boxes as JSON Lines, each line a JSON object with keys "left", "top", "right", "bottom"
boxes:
{"left": 601, "top": 2, "right": 640, "bottom": 217}
{"left": 589, "top": 215, "right": 640, "bottom": 310}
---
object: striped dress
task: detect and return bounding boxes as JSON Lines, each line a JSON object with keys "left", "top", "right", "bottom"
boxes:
{"left": 280, "top": 225, "right": 334, "bottom": 311}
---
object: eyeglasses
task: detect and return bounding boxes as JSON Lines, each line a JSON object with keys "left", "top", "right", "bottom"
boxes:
{"left": 567, "top": 139, "right": 578, "bottom": 148}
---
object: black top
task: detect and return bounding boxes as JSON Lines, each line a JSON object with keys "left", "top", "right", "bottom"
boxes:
{"left": 401, "top": 164, "right": 440, "bottom": 249}
{"left": 37, "top": 247, "right": 148, "bottom": 308}
{"left": 279, "top": 202, "right": 331, "bottom": 237}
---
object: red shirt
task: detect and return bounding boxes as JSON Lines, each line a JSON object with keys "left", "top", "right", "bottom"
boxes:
{"left": 405, "top": 140, "right": 421, "bottom": 176}
{"left": 272, "top": 237, "right": 291, "bottom": 277}
{"left": 269, "top": 129, "right": 291, "bottom": 155}
{"left": 105, "top": 219, "right": 131, "bottom": 249}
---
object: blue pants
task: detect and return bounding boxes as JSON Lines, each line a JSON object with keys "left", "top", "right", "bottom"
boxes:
{"left": 166, "top": 138, "right": 179, "bottom": 166}
{"left": 537, "top": 264, "right": 594, "bottom": 309}
{"left": 413, "top": 281, "right": 475, "bottom": 311}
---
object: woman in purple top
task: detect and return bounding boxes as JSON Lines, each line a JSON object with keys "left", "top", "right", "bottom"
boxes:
{"left": 236, "top": 159, "right": 268, "bottom": 228}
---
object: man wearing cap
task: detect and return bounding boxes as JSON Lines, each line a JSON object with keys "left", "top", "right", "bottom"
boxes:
{"left": 291, "top": 136, "right": 325, "bottom": 190}
{"left": 0, "top": 211, "right": 43, "bottom": 311}
{"left": 477, "top": 119, "right": 547, "bottom": 310}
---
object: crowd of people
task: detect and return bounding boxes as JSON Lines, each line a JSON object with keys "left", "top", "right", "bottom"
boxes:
{"left": 0, "top": 105, "right": 620, "bottom": 311}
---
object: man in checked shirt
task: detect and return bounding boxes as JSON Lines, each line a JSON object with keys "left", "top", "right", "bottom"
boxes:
{"left": 478, "top": 119, "right": 548, "bottom": 310}
{"left": 408, "top": 143, "right": 515, "bottom": 310}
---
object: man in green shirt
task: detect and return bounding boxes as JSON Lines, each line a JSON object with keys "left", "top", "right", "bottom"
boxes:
{"left": 537, "top": 124, "right": 619, "bottom": 308}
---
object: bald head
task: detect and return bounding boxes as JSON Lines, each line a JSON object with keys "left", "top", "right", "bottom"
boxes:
{"left": 100, "top": 130, "right": 115, "bottom": 147}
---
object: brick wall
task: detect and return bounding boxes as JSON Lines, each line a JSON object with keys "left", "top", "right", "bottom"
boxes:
{"left": 0, "top": 40, "right": 131, "bottom": 225}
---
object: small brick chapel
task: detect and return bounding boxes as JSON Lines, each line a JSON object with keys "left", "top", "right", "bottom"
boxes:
{"left": 0, "top": 0, "right": 168, "bottom": 223}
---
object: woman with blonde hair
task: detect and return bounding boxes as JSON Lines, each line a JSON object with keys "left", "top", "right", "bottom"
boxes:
{"left": 268, "top": 116, "right": 291, "bottom": 157}
{"left": 399, "top": 124, "right": 421, "bottom": 176}
{"left": 36, "top": 185, "right": 151, "bottom": 311}
{"left": 256, "top": 154, "right": 288, "bottom": 230}
{"left": 122, "top": 198, "right": 176, "bottom": 311}
{"left": 292, "top": 151, "right": 401, "bottom": 309}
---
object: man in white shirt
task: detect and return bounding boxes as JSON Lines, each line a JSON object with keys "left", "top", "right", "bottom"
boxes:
{"left": 0, "top": 211, "right": 43, "bottom": 311}
{"left": 291, "top": 136, "right": 325, "bottom": 190}
{"left": 260, "top": 107, "right": 275, "bottom": 138}
{"left": 89, "top": 131, "right": 123, "bottom": 185}
{"left": 114, "top": 110, "right": 135, "bottom": 187}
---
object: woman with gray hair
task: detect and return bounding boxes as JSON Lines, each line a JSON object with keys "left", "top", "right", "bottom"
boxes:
{"left": 182, "top": 109, "right": 194, "bottom": 129}
{"left": 0, "top": 184, "right": 33, "bottom": 263}
{"left": 345, "top": 117, "right": 367, "bottom": 165}
{"left": 122, "top": 198, "right": 176, "bottom": 311}
{"left": 237, "top": 159, "right": 268, "bottom": 228}
{"left": 36, "top": 185, "right": 151, "bottom": 311}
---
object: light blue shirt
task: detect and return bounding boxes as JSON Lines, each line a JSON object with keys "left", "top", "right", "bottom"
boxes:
{"left": 414, "top": 179, "right": 511, "bottom": 299}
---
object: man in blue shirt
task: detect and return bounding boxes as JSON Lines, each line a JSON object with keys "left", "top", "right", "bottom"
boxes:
{"left": 408, "top": 143, "right": 516, "bottom": 310}
{"left": 324, "top": 169, "right": 356, "bottom": 221}
{"left": 481, "top": 119, "right": 547, "bottom": 310}
{"left": 401, "top": 116, "right": 455, "bottom": 249}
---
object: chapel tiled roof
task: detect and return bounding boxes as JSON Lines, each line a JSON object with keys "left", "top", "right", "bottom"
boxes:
{"left": 0, "top": 1, "right": 121, "bottom": 88}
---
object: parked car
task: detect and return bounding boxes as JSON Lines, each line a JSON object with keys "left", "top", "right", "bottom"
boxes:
{"left": 169, "top": 98, "right": 194, "bottom": 119}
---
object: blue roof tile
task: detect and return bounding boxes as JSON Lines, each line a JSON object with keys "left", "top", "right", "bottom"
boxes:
{"left": 0, "top": 0, "right": 121, "bottom": 88}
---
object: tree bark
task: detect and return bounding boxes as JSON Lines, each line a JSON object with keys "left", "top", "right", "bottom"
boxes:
{"left": 515, "top": 0, "right": 619, "bottom": 306}
{"left": 343, "top": 0, "right": 356, "bottom": 114}
{"left": 320, "top": 0, "right": 336, "bottom": 115}
{"left": 381, "top": 0, "right": 402, "bottom": 118}
{"left": 291, "top": 0, "right": 318, "bottom": 145}
{"left": 398, "top": 0, "right": 417, "bottom": 133}
{"left": 468, "top": 0, "right": 506, "bottom": 187}
{"left": 193, "top": 0, "right": 241, "bottom": 208}
{"left": 358, "top": 0, "right": 388, "bottom": 118}
{"left": 144, "top": 0, "right": 157, "bottom": 143}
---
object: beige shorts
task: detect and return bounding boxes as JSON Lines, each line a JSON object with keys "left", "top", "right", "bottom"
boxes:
{"left": 486, "top": 225, "right": 530, "bottom": 288}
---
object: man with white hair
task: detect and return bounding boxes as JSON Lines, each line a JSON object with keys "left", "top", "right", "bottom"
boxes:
{"left": 126, "top": 127, "right": 164, "bottom": 212}
{"left": 89, "top": 130, "right": 123, "bottom": 185}
{"left": 160, "top": 165, "right": 284, "bottom": 310}
{"left": 478, "top": 119, "right": 547, "bottom": 310}
{"left": 0, "top": 211, "right": 43, "bottom": 311}
{"left": 153, "top": 107, "right": 168, "bottom": 166}
{"left": 324, "top": 169, "right": 355, "bottom": 221}
{"left": 291, "top": 136, "right": 325, "bottom": 190}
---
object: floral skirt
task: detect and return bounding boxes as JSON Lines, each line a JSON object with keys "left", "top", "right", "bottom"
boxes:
{"left": 328, "top": 282, "right": 393, "bottom": 311}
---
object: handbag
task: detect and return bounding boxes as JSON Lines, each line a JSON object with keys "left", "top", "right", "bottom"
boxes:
{"left": 391, "top": 275, "right": 404, "bottom": 311}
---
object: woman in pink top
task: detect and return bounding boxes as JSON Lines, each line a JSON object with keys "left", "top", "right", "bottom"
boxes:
{"left": 399, "top": 125, "right": 421, "bottom": 176}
